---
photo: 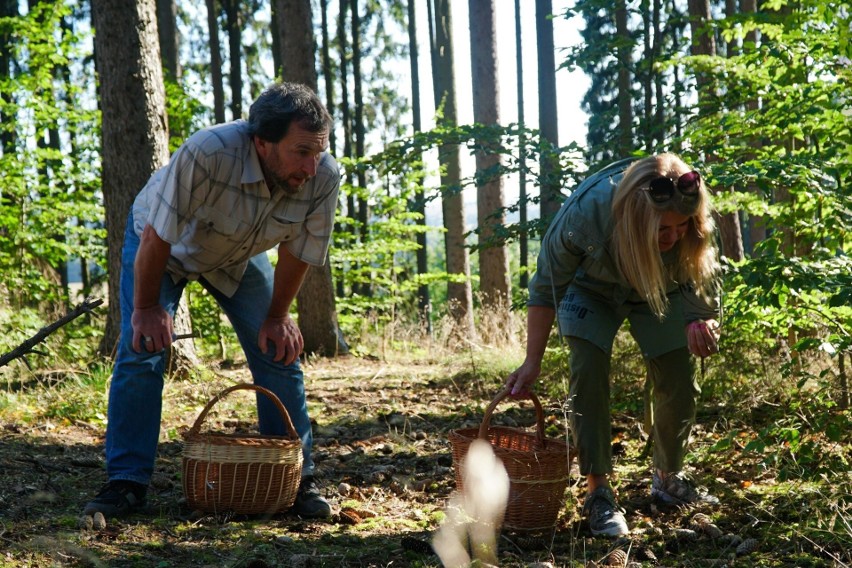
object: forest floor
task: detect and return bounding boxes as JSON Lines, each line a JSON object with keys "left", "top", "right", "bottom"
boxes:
{"left": 0, "top": 351, "right": 850, "bottom": 567}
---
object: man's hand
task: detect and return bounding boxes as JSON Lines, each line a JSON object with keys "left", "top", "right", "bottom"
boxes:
{"left": 258, "top": 315, "right": 304, "bottom": 365}
{"left": 686, "top": 319, "right": 721, "bottom": 358}
{"left": 505, "top": 360, "right": 542, "bottom": 398}
{"left": 131, "top": 305, "right": 174, "bottom": 353}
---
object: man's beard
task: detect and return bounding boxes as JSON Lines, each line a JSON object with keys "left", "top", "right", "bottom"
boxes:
{"left": 269, "top": 175, "right": 303, "bottom": 196}
{"left": 262, "top": 162, "right": 304, "bottom": 196}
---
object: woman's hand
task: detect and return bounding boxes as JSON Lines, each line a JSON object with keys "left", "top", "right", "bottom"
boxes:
{"left": 505, "top": 360, "right": 542, "bottom": 397}
{"left": 686, "top": 319, "right": 721, "bottom": 358}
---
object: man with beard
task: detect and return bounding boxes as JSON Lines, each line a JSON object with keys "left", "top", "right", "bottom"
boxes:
{"left": 83, "top": 83, "right": 338, "bottom": 520}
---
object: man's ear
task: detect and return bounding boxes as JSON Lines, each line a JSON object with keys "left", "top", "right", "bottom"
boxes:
{"left": 253, "top": 136, "right": 270, "bottom": 159}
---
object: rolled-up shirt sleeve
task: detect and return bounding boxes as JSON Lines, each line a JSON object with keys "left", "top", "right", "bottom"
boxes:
{"left": 680, "top": 279, "right": 721, "bottom": 323}
{"left": 284, "top": 155, "right": 340, "bottom": 266}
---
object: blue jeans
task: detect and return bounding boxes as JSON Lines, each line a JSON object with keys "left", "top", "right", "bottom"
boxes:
{"left": 106, "top": 215, "right": 315, "bottom": 485}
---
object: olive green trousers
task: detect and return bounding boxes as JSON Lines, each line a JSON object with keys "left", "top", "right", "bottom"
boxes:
{"left": 566, "top": 336, "right": 699, "bottom": 475}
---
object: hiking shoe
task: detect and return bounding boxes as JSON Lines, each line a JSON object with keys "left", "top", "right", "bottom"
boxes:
{"left": 652, "top": 471, "right": 719, "bottom": 505}
{"left": 583, "top": 486, "right": 629, "bottom": 537}
{"left": 83, "top": 480, "right": 147, "bottom": 517}
{"left": 291, "top": 476, "right": 331, "bottom": 519}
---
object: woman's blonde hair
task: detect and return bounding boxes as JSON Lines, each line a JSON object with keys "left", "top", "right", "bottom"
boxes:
{"left": 611, "top": 153, "right": 718, "bottom": 319}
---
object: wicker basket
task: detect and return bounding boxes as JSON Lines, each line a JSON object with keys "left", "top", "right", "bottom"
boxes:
{"left": 448, "top": 388, "right": 573, "bottom": 531}
{"left": 182, "top": 383, "right": 303, "bottom": 515}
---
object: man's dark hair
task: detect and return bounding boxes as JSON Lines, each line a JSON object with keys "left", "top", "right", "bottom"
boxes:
{"left": 247, "top": 82, "right": 331, "bottom": 142}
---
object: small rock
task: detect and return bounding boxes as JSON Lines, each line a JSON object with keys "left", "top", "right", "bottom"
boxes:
{"left": 274, "top": 535, "right": 295, "bottom": 546}
{"left": 414, "top": 431, "right": 428, "bottom": 441}
{"left": 338, "top": 482, "right": 352, "bottom": 496}
{"left": 79, "top": 515, "right": 93, "bottom": 530}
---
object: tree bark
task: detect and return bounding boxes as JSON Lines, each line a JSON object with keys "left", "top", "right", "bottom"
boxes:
{"left": 351, "top": 0, "right": 370, "bottom": 297}
{"left": 0, "top": 0, "right": 15, "bottom": 157}
{"left": 408, "top": 0, "right": 432, "bottom": 334}
{"left": 205, "top": 0, "right": 226, "bottom": 123}
{"left": 221, "top": 0, "right": 242, "bottom": 119}
{"left": 689, "top": 0, "right": 743, "bottom": 261}
{"left": 468, "top": 0, "right": 511, "bottom": 316}
{"left": 320, "top": 0, "right": 336, "bottom": 155}
{"left": 277, "top": 0, "right": 345, "bottom": 356}
{"left": 615, "top": 0, "right": 632, "bottom": 155}
{"left": 91, "top": 0, "right": 170, "bottom": 355}
{"left": 155, "top": 0, "right": 180, "bottom": 82}
{"left": 535, "top": 0, "right": 560, "bottom": 220}
{"left": 514, "top": 0, "right": 530, "bottom": 291}
{"left": 276, "top": 0, "right": 316, "bottom": 86}
{"left": 741, "top": 0, "right": 765, "bottom": 254}
{"left": 428, "top": 0, "right": 475, "bottom": 340}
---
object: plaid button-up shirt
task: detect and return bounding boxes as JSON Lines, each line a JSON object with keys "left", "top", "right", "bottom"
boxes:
{"left": 132, "top": 120, "right": 340, "bottom": 297}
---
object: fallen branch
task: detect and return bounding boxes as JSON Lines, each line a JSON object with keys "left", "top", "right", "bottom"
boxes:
{"left": 0, "top": 297, "right": 104, "bottom": 368}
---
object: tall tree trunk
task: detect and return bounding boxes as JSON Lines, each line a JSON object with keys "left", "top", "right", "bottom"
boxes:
{"left": 408, "top": 0, "right": 432, "bottom": 334}
{"left": 350, "top": 0, "right": 370, "bottom": 297}
{"left": 277, "top": 0, "right": 345, "bottom": 357}
{"left": 0, "top": 0, "right": 15, "bottom": 158}
{"left": 428, "top": 0, "right": 474, "bottom": 340}
{"left": 321, "top": 0, "right": 336, "bottom": 155}
{"left": 652, "top": 0, "right": 664, "bottom": 147}
{"left": 271, "top": 0, "right": 281, "bottom": 78}
{"left": 615, "top": 0, "right": 632, "bottom": 156}
{"left": 29, "top": 0, "right": 66, "bottom": 302}
{"left": 338, "top": 0, "right": 355, "bottom": 281}
{"left": 156, "top": 0, "right": 180, "bottom": 82}
{"left": 688, "top": 0, "right": 744, "bottom": 261}
{"left": 151, "top": 0, "right": 200, "bottom": 366}
{"left": 468, "top": 0, "right": 510, "bottom": 317}
{"left": 222, "top": 0, "right": 242, "bottom": 119}
{"left": 640, "top": 0, "right": 652, "bottom": 152}
{"left": 205, "top": 0, "right": 226, "bottom": 123}
{"left": 535, "top": 0, "right": 560, "bottom": 220}
{"left": 741, "top": 0, "right": 764, "bottom": 254}
{"left": 514, "top": 0, "right": 529, "bottom": 291}
{"left": 276, "top": 0, "right": 315, "bottom": 85}
{"left": 670, "top": 0, "right": 684, "bottom": 149}
{"left": 91, "top": 0, "right": 170, "bottom": 355}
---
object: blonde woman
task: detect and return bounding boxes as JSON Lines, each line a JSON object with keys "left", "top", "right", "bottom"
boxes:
{"left": 506, "top": 153, "right": 722, "bottom": 537}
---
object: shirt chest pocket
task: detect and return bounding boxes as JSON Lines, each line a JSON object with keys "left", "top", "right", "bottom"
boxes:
{"left": 567, "top": 228, "right": 614, "bottom": 283}
{"left": 196, "top": 205, "right": 240, "bottom": 236}
{"left": 261, "top": 216, "right": 303, "bottom": 248}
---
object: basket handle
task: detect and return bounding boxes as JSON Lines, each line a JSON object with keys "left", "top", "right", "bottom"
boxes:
{"left": 478, "top": 387, "right": 547, "bottom": 446}
{"left": 186, "top": 383, "right": 300, "bottom": 441}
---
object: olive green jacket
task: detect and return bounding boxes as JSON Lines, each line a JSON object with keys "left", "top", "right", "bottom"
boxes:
{"left": 528, "top": 158, "right": 719, "bottom": 324}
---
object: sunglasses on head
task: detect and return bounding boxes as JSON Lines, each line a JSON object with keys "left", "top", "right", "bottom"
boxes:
{"left": 642, "top": 171, "right": 701, "bottom": 203}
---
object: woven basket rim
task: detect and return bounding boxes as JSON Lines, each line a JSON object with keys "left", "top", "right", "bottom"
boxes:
{"left": 449, "top": 426, "right": 570, "bottom": 453}
{"left": 184, "top": 431, "right": 302, "bottom": 445}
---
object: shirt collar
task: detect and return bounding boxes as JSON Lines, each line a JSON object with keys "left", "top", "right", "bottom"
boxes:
{"left": 243, "top": 138, "right": 265, "bottom": 185}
